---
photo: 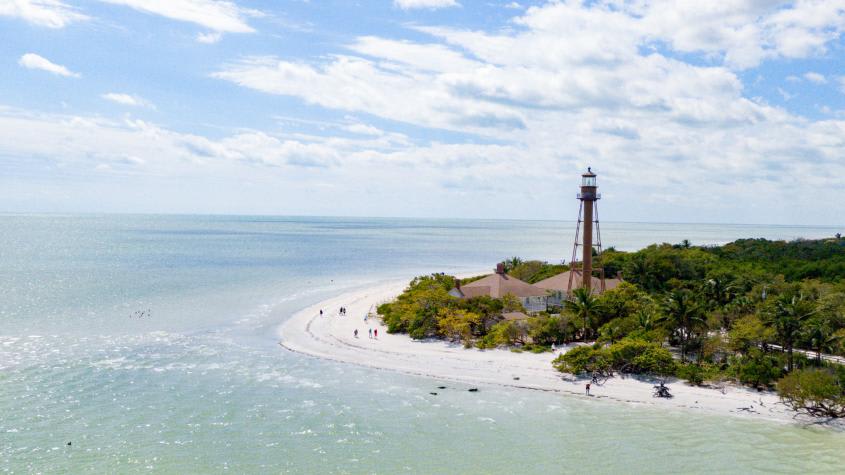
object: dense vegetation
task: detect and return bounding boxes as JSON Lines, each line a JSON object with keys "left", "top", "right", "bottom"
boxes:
{"left": 378, "top": 237, "right": 845, "bottom": 417}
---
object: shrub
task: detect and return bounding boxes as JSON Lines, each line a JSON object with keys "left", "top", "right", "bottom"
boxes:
{"left": 731, "top": 349, "right": 783, "bottom": 389}
{"left": 608, "top": 339, "right": 676, "bottom": 376}
{"left": 553, "top": 346, "right": 611, "bottom": 375}
{"left": 777, "top": 368, "right": 845, "bottom": 418}
{"left": 676, "top": 363, "right": 705, "bottom": 386}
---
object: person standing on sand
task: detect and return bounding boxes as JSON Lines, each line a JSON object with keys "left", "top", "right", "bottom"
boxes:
{"left": 586, "top": 383, "right": 591, "bottom": 396}
{"left": 374, "top": 329, "right": 378, "bottom": 339}
{"left": 368, "top": 328, "right": 372, "bottom": 339}
{"left": 319, "top": 309, "right": 323, "bottom": 316}
{"left": 354, "top": 329, "right": 358, "bottom": 338}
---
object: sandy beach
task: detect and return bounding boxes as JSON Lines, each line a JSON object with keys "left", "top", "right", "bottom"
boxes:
{"left": 278, "top": 277, "right": 841, "bottom": 428}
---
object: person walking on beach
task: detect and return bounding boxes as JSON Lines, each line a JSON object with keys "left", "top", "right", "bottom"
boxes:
{"left": 368, "top": 328, "right": 373, "bottom": 339}
{"left": 319, "top": 309, "right": 323, "bottom": 316}
{"left": 354, "top": 329, "right": 358, "bottom": 338}
{"left": 374, "top": 329, "right": 378, "bottom": 339}
{"left": 585, "top": 383, "right": 591, "bottom": 396}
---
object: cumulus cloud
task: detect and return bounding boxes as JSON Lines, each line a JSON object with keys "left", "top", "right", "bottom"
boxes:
{"left": 101, "top": 92, "right": 155, "bottom": 109}
{"left": 394, "top": 0, "right": 459, "bottom": 10}
{"left": 0, "top": 0, "right": 88, "bottom": 28}
{"left": 18, "top": 53, "right": 79, "bottom": 77}
{"left": 803, "top": 71, "right": 827, "bottom": 84}
{"left": 207, "top": 1, "right": 845, "bottom": 223}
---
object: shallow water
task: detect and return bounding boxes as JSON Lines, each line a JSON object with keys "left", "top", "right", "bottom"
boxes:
{"left": 1, "top": 215, "right": 844, "bottom": 473}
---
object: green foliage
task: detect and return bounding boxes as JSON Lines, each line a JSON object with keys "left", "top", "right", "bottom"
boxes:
{"left": 437, "top": 308, "right": 481, "bottom": 343}
{"left": 553, "top": 345, "right": 611, "bottom": 375}
{"left": 728, "top": 314, "right": 775, "bottom": 353}
{"left": 708, "top": 238, "right": 845, "bottom": 282}
{"left": 554, "top": 339, "right": 674, "bottom": 376}
{"left": 731, "top": 349, "right": 784, "bottom": 389}
{"left": 662, "top": 288, "right": 707, "bottom": 363}
{"left": 501, "top": 293, "right": 526, "bottom": 313}
{"left": 676, "top": 363, "right": 705, "bottom": 386}
{"left": 607, "top": 339, "right": 676, "bottom": 376}
{"left": 764, "top": 293, "right": 818, "bottom": 371}
{"left": 378, "top": 274, "right": 457, "bottom": 338}
{"left": 478, "top": 320, "right": 527, "bottom": 348}
{"left": 565, "top": 287, "right": 603, "bottom": 340}
{"left": 777, "top": 368, "right": 845, "bottom": 418}
{"left": 528, "top": 314, "right": 574, "bottom": 346}
{"left": 507, "top": 260, "right": 569, "bottom": 284}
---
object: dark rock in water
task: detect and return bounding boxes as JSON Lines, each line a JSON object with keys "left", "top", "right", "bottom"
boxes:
{"left": 468, "top": 388, "right": 479, "bottom": 392}
{"left": 437, "top": 386, "right": 446, "bottom": 389}
{"left": 67, "top": 442, "right": 71, "bottom": 446}
{"left": 430, "top": 392, "right": 438, "bottom": 396}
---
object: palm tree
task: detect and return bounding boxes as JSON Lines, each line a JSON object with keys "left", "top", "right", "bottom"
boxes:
{"left": 565, "top": 287, "right": 602, "bottom": 341}
{"left": 503, "top": 257, "right": 523, "bottom": 272}
{"left": 769, "top": 294, "right": 817, "bottom": 372}
{"left": 804, "top": 318, "right": 843, "bottom": 363}
{"left": 702, "top": 276, "right": 736, "bottom": 310}
{"left": 636, "top": 309, "right": 658, "bottom": 332}
{"left": 663, "top": 289, "right": 706, "bottom": 363}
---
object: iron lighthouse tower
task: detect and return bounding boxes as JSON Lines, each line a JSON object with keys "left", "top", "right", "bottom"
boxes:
{"left": 567, "top": 168, "right": 606, "bottom": 295}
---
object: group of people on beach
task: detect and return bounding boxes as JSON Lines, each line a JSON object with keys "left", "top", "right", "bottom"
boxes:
{"left": 319, "top": 307, "right": 347, "bottom": 316}
{"left": 354, "top": 327, "right": 378, "bottom": 339}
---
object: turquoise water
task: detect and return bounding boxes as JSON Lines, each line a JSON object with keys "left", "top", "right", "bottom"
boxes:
{"left": 2, "top": 215, "right": 844, "bottom": 473}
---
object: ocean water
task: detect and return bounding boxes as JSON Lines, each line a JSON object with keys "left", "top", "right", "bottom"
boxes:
{"left": 1, "top": 214, "right": 844, "bottom": 473}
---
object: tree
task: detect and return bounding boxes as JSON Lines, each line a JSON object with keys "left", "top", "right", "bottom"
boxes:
{"left": 777, "top": 368, "right": 845, "bottom": 418}
{"left": 501, "top": 293, "right": 525, "bottom": 313}
{"left": 663, "top": 289, "right": 706, "bottom": 363}
{"left": 728, "top": 314, "right": 774, "bottom": 353}
{"left": 484, "top": 320, "right": 527, "bottom": 347}
{"left": 768, "top": 293, "right": 817, "bottom": 371}
{"left": 552, "top": 345, "right": 611, "bottom": 376}
{"left": 732, "top": 349, "right": 783, "bottom": 389}
{"left": 502, "top": 257, "right": 523, "bottom": 272}
{"left": 803, "top": 317, "right": 843, "bottom": 363}
{"left": 437, "top": 308, "right": 481, "bottom": 344}
{"left": 528, "top": 315, "right": 574, "bottom": 346}
{"left": 565, "top": 287, "right": 602, "bottom": 341}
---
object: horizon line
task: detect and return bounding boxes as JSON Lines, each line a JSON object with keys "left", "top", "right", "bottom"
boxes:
{"left": 0, "top": 210, "right": 842, "bottom": 229}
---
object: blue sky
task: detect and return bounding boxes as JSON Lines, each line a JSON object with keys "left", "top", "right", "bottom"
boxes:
{"left": 1, "top": 0, "right": 845, "bottom": 225}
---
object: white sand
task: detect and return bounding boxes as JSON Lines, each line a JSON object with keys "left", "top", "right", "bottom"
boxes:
{"left": 278, "top": 277, "right": 839, "bottom": 427}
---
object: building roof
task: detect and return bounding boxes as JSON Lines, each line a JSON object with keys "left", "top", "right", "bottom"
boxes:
{"left": 534, "top": 270, "right": 621, "bottom": 295}
{"left": 452, "top": 273, "right": 548, "bottom": 299}
{"left": 502, "top": 311, "right": 530, "bottom": 321}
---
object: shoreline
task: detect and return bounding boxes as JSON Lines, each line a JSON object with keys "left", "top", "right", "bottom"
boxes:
{"left": 277, "top": 276, "right": 843, "bottom": 429}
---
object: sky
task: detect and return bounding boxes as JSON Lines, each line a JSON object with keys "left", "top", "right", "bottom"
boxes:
{"left": 1, "top": 0, "right": 844, "bottom": 225}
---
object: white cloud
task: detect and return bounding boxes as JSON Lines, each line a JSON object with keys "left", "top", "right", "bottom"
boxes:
{"left": 394, "top": 0, "right": 459, "bottom": 10}
{"left": 102, "top": 93, "right": 155, "bottom": 109}
{"left": 0, "top": 0, "right": 88, "bottom": 28}
{"left": 343, "top": 123, "right": 384, "bottom": 136}
{"left": 803, "top": 71, "right": 827, "bottom": 84}
{"left": 18, "top": 53, "right": 79, "bottom": 77}
{"left": 207, "top": 1, "right": 845, "bottom": 223}
{"left": 196, "top": 31, "right": 222, "bottom": 43}
{"left": 98, "top": 0, "right": 259, "bottom": 33}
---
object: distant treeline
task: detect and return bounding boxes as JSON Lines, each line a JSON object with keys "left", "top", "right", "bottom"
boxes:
{"left": 602, "top": 236, "right": 845, "bottom": 290}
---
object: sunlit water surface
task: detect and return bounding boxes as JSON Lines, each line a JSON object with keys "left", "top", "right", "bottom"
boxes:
{"left": 1, "top": 215, "right": 843, "bottom": 473}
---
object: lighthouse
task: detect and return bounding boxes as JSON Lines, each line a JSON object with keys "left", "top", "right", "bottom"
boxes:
{"left": 567, "top": 168, "right": 605, "bottom": 294}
